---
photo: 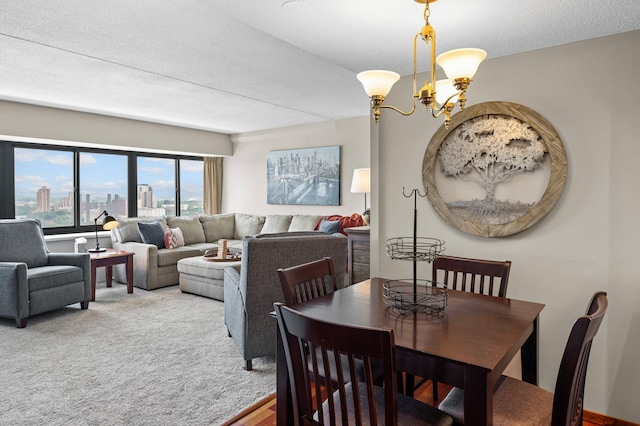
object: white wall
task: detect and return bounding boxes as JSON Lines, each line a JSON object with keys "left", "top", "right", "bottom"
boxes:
{"left": 0, "top": 100, "right": 232, "bottom": 156}
{"left": 224, "top": 117, "right": 370, "bottom": 216}
{"left": 372, "top": 30, "right": 640, "bottom": 421}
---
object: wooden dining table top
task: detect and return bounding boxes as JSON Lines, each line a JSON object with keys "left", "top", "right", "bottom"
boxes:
{"left": 291, "top": 277, "right": 545, "bottom": 376}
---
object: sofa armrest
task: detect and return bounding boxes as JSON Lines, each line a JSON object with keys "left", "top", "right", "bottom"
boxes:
{"left": 112, "top": 241, "right": 157, "bottom": 289}
{"left": 223, "top": 266, "right": 247, "bottom": 350}
{"left": 0, "top": 262, "right": 30, "bottom": 320}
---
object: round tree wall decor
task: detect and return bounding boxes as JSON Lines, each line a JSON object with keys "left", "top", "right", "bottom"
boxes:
{"left": 422, "top": 101, "right": 567, "bottom": 238}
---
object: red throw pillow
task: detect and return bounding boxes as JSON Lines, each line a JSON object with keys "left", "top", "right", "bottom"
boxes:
{"left": 315, "top": 214, "right": 365, "bottom": 236}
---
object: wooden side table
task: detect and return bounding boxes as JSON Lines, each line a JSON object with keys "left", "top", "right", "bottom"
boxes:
{"left": 345, "top": 226, "right": 370, "bottom": 285}
{"left": 89, "top": 249, "right": 134, "bottom": 301}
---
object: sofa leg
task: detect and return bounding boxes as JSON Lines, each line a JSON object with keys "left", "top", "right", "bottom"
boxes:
{"left": 80, "top": 301, "right": 89, "bottom": 310}
{"left": 245, "top": 359, "right": 252, "bottom": 371}
{"left": 16, "top": 318, "right": 27, "bottom": 328}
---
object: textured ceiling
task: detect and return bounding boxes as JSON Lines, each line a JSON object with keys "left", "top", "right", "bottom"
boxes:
{"left": 0, "top": 0, "right": 639, "bottom": 134}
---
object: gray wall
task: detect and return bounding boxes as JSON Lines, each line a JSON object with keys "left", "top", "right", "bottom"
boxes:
{"left": 224, "top": 117, "right": 370, "bottom": 217}
{"left": 372, "top": 30, "right": 640, "bottom": 421}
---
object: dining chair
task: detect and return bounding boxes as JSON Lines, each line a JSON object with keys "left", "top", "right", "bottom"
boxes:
{"left": 277, "top": 257, "right": 385, "bottom": 386}
{"left": 406, "top": 255, "right": 513, "bottom": 400}
{"left": 277, "top": 257, "right": 338, "bottom": 306}
{"left": 274, "top": 302, "right": 454, "bottom": 426}
{"left": 432, "top": 255, "right": 511, "bottom": 297}
{"left": 438, "top": 291, "right": 608, "bottom": 425}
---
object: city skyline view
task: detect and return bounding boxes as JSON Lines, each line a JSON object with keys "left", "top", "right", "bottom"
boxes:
{"left": 14, "top": 147, "right": 204, "bottom": 227}
{"left": 15, "top": 148, "right": 204, "bottom": 202}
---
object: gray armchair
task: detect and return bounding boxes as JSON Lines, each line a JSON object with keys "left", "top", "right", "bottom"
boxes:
{"left": 224, "top": 231, "right": 348, "bottom": 370}
{"left": 0, "top": 219, "right": 91, "bottom": 328}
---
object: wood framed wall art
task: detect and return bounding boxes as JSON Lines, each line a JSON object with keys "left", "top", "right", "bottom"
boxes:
{"left": 422, "top": 101, "right": 567, "bottom": 237}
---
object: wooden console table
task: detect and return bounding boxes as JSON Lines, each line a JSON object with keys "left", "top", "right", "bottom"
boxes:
{"left": 345, "top": 226, "right": 370, "bottom": 285}
{"left": 89, "top": 249, "right": 134, "bottom": 301}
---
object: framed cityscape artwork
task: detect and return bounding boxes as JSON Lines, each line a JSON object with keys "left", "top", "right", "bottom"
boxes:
{"left": 267, "top": 146, "right": 341, "bottom": 205}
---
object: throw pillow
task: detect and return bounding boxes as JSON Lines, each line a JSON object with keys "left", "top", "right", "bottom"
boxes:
{"left": 164, "top": 227, "right": 185, "bottom": 249}
{"left": 318, "top": 218, "right": 340, "bottom": 234}
{"left": 137, "top": 221, "right": 166, "bottom": 248}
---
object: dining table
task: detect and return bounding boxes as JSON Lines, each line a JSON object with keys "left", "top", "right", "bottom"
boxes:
{"left": 275, "top": 277, "right": 545, "bottom": 426}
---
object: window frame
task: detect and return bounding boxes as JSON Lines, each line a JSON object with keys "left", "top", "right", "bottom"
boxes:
{"left": 1, "top": 141, "right": 203, "bottom": 235}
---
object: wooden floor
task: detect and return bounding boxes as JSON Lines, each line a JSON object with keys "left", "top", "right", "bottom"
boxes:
{"left": 222, "top": 378, "right": 632, "bottom": 426}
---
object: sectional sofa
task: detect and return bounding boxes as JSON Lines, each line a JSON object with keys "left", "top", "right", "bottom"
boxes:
{"left": 109, "top": 213, "right": 346, "bottom": 290}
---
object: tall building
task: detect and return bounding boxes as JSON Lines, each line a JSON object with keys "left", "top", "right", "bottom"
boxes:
{"left": 36, "top": 186, "right": 50, "bottom": 212}
{"left": 137, "top": 184, "right": 153, "bottom": 209}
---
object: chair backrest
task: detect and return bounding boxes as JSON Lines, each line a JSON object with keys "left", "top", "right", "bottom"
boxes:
{"left": 274, "top": 302, "right": 398, "bottom": 426}
{"left": 552, "top": 291, "right": 607, "bottom": 426}
{"left": 0, "top": 218, "right": 49, "bottom": 268}
{"left": 277, "top": 257, "right": 338, "bottom": 306}
{"left": 432, "top": 255, "right": 511, "bottom": 297}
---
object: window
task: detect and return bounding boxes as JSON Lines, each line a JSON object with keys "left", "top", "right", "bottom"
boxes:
{"left": 14, "top": 147, "right": 74, "bottom": 228}
{"left": 179, "top": 159, "right": 204, "bottom": 216}
{"left": 2, "top": 142, "right": 204, "bottom": 234}
{"left": 80, "top": 152, "right": 128, "bottom": 224}
{"left": 137, "top": 156, "right": 176, "bottom": 217}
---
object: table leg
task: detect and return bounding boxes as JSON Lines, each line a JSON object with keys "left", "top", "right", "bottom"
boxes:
{"left": 521, "top": 315, "right": 539, "bottom": 385}
{"left": 464, "top": 369, "right": 492, "bottom": 426}
{"left": 106, "top": 265, "right": 113, "bottom": 288}
{"left": 90, "top": 263, "right": 97, "bottom": 302}
{"left": 126, "top": 256, "right": 134, "bottom": 294}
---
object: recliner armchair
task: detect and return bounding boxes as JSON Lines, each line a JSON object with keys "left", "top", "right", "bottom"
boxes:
{"left": 224, "top": 231, "right": 347, "bottom": 370}
{"left": 0, "top": 219, "right": 91, "bottom": 328}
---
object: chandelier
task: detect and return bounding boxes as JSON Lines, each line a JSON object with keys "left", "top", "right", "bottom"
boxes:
{"left": 357, "top": 0, "right": 486, "bottom": 128}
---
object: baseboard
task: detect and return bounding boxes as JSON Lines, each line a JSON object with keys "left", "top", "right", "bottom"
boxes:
{"left": 584, "top": 409, "right": 640, "bottom": 426}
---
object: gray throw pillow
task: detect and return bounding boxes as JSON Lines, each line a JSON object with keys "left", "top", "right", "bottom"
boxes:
{"left": 137, "top": 221, "right": 166, "bottom": 248}
{"left": 319, "top": 218, "right": 340, "bottom": 234}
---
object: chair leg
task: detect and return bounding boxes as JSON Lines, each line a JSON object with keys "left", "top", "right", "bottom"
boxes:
{"left": 80, "top": 301, "right": 89, "bottom": 310}
{"left": 433, "top": 380, "right": 439, "bottom": 400}
{"left": 405, "top": 374, "right": 415, "bottom": 397}
{"left": 245, "top": 359, "right": 252, "bottom": 371}
{"left": 16, "top": 318, "right": 27, "bottom": 328}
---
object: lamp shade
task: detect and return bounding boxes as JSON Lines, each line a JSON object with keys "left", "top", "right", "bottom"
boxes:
{"left": 357, "top": 71, "right": 400, "bottom": 97}
{"left": 350, "top": 168, "right": 371, "bottom": 194}
{"left": 102, "top": 215, "right": 119, "bottom": 231}
{"left": 435, "top": 79, "right": 459, "bottom": 105}
{"left": 436, "top": 48, "right": 487, "bottom": 81}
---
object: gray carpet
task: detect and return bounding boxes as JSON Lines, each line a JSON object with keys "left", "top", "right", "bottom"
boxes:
{"left": 0, "top": 284, "right": 276, "bottom": 425}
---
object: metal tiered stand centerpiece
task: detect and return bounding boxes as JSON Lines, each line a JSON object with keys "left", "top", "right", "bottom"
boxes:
{"left": 383, "top": 188, "right": 446, "bottom": 314}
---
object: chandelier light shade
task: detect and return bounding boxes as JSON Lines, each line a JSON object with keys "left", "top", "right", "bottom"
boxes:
{"left": 357, "top": 0, "right": 486, "bottom": 128}
{"left": 436, "top": 48, "right": 487, "bottom": 82}
{"left": 357, "top": 71, "right": 400, "bottom": 98}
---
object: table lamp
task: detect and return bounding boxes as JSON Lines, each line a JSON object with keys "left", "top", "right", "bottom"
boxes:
{"left": 89, "top": 210, "right": 119, "bottom": 253}
{"left": 350, "top": 168, "right": 370, "bottom": 224}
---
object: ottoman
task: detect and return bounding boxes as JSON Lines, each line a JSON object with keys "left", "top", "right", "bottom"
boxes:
{"left": 177, "top": 256, "right": 241, "bottom": 301}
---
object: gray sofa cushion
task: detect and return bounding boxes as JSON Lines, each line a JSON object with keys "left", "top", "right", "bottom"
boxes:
{"left": 28, "top": 265, "right": 84, "bottom": 291}
{"left": 114, "top": 217, "right": 167, "bottom": 243}
{"left": 0, "top": 219, "right": 48, "bottom": 268}
{"left": 199, "top": 213, "right": 235, "bottom": 242}
{"left": 288, "top": 215, "right": 322, "bottom": 232}
{"left": 261, "top": 215, "right": 293, "bottom": 234}
{"left": 166, "top": 216, "right": 206, "bottom": 245}
{"left": 137, "top": 221, "right": 166, "bottom": 248}
{"left": 234, "top": 213, "right": 266, "bottom": 239}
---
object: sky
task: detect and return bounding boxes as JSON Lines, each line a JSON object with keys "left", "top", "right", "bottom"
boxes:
{"left": 14, "top": 147, "right": 203, "bottom": 202}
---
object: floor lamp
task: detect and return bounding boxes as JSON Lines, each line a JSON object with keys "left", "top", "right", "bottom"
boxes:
{"left": 350, "top": 168, "right": 370, "bottom": 224}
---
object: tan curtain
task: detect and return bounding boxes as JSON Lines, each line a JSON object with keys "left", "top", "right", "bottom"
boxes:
{"left": 203, "top": 156, "right": 223, "bottom": 214}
